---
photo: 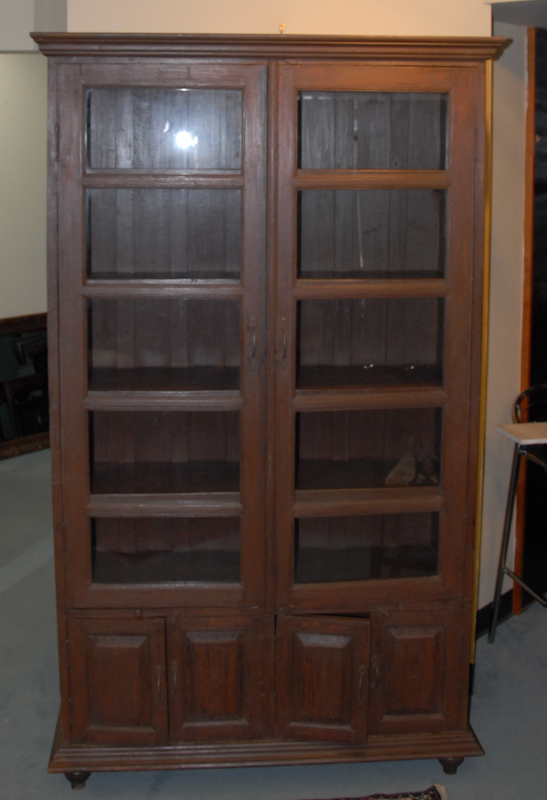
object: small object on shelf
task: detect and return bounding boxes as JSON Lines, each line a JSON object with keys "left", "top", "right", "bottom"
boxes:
{"left": 385, "top": 454, "right": 417, "bottom": 486}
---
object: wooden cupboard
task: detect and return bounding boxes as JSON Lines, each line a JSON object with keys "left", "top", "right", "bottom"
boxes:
{"left": 32, "top": 33, "right": 506, "bottom": 788}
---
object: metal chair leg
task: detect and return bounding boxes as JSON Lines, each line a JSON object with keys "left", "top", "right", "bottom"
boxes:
{"left": 488, "top": 445, "right": 522, "bottom": 643}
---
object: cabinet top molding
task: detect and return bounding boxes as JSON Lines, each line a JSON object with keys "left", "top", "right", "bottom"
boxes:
{"left": 31, "top": 33, "right": 508, "bottom": 62}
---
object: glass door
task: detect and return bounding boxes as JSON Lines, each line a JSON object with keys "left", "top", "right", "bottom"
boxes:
{"left": 275, "top": 63, "right": 478, "bottom": 610}
{"left": 56, "top": 63, "right": 267, "bottom": 608}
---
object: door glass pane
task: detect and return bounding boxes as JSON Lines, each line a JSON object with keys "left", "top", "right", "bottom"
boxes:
{"left": 297, "top": 298, "right": 443, "bottom": 389}
{"left": 296, "top": 409, "right": 441, "bottom": 490}
{"left": 88, "top": 298, "right": 240, "bottom": 392}
{"left": 92, "top": 517, "right": 240, "bottom": 584}
{"left": 299, "top": 92, "right": 447, "bottom": 170}
{"left": 90, "top": 410, "right": 240, "bottom": 495}
{"left": 87, "top": 88, "right": 243, "bottom": 171}
{"left": 298, "top": 190, "right": 446, "bottom": 279}
{"left": 87, "top": 188, "right": 241, "bottom": 280}
{"left": 294, "top": 513, "right": 439, "bottom": 583}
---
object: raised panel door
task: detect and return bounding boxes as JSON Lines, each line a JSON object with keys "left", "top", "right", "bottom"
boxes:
{"left": 368, "top": 606, "right": 471, "bottom": 735}
{"left": 275, "top": 615, "right": 370, "bottom": 743}
{"left": 68, "top": 617, "right": 168, "bottom": 746}
{"left": 168, "top": 616, "right": 272, "bottom": 741}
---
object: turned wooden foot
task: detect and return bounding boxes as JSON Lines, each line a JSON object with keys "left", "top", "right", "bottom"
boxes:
{"left": 64, "top": 771, "right": 91, "bottom": 790}
{"left": 439, "top": 757, "right": 464, "bottom": 775}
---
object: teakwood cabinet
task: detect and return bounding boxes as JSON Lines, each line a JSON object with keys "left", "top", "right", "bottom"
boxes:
{"left": 33, "top": 33, "right": 506, "bottom": 789}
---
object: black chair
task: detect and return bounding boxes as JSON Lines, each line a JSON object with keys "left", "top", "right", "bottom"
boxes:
{"left": 488, "top": 384, "right": 547, "bottom": 642}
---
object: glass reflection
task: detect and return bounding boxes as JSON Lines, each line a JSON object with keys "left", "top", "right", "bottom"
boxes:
{"left": 174, "top": 130, "right": 198, "bottom": 149}
{"left": 87, "top": 88, "right": 242, "bottom": 171}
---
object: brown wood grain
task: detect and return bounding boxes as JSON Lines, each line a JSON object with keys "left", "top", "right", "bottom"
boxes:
{"left": 35, "top": 33, "right": 501, "bottom": 776}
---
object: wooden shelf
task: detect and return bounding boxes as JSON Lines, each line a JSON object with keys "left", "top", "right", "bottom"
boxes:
{"left": 88, "top": 493, "right": 242, "bottom": 517}
{"left": 85, "top": 273, "right": 241, "bottom": 285}
{"left": 296, "top": 365, "right": 442, "bottom": 390}
{"left": 296, "top": 457, "right": 439, "bottom": 491}
{"left": 93, "top": 549, "right": 240, "bottom": 585}
{"left": 295, "top": 273, "right": 446, "bottom": 287}
{"left": 91, "top": 461, "right": 240, "bottom": 495}
{"left": 89, "top": 367, "right": 240, "bottom": 394}
{"left": 293, "top": 386, "right": 447, "bottom": 412}
{"left": 293, "top": 486, "right": 443, "bottom": 517}
{"left": 295, "top": 544, "right": 438, "bottom": 583}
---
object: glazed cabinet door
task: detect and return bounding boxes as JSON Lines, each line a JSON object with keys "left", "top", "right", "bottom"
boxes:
{"left": 274, "top": 61, "right": 483, "bottom": 612}
{"left": 168, "top": 616, "right": 272, "bottom": 741}
{"left": 54, "top": 60, "right": 267, "bottom": 609}
{"left": 68, "top": 617, "right": 168, "bottom": 746}
{"left": 275, "top": 615, "right": 370, "bottom": 743}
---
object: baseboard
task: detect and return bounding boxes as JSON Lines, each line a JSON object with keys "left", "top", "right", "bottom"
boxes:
{"left": 0, "top": 312, "right": 46, "bottom": 336}
{"left": 0, "top": 432, "right": 49, "bottom": 460}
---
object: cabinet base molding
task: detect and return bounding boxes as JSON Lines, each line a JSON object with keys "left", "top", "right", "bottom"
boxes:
{"left": 49, "top": 717, "right": 483, "bottom": 775}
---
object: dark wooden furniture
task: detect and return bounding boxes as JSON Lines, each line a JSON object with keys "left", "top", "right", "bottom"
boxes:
{"left": 33, "top": 33, "right": 506, "bottom": 789}
{"left": 0, "top": 313, "right": 49, "bottom": 459}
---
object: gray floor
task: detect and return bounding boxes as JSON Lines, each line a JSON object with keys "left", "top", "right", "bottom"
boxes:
{"left": 1, "top": 449, "right": 546, "bottom": 799}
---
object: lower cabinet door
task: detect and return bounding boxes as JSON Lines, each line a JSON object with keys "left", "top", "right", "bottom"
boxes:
{"left": 368, "top": 607, "right": 471, "bottom": 735}
{"left": 275, "top": 615, "right": 371, "bottom": 743}
{"left": 68, "top": 617, "right": 168, "bottom": 746}
{"left": 168, "top": 616, "right": 273, "bottom": 742}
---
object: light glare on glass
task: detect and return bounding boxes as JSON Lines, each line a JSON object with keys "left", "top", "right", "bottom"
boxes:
{"left": 175, "top": 130, "right": 198, "bottom": 150}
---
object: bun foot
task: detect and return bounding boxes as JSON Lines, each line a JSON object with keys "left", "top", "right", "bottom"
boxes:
{"left": 439, "top": 757, "right": 464, "bottom": 775}
{"left": 64, "top": 772, "right": 91, "bottom": 789}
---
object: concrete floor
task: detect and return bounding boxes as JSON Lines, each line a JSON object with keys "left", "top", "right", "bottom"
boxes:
{"left": 1, "top": 448, "right": 546, "bottom": 799}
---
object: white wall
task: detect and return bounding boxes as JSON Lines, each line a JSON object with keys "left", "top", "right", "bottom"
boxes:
{"left": 0, "top": 54, "right": 48, "bottom": 319}
{"left": 0, "top": 0, "right": 34, "bottom": 51}
{"left": 0, "top": 0, "right": 66, "bottom": 51}
{"left": 67, "top": 0, "right": 492, "bottom": 36}
{"left": 34, "top": 0, "right": 67, "bottom": 37}
{"left": 0, "top": 1, "right": 65, "bottom": 322}
{"left": 478, "top": 23, "right": 528, "bottom": 608}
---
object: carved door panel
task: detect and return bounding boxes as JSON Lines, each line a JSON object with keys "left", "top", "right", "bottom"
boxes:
{"left": 276, "top": 615, "right": 370, "bottom": 743}
{"left": 168, "top": 616, "right": 273, "bottom": 742}
{"left": 68, "top": 617, "right": 168, "bottom": 746}
{"left": 368, "top": 607, "right": 471, "bottom": 735}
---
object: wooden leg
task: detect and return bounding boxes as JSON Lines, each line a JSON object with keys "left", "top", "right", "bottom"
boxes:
{"left": 64, "top": 772, "right": 91, "bottom": 790}
{"left": 439, "top": 757, "right": 464, "bottom": 775}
